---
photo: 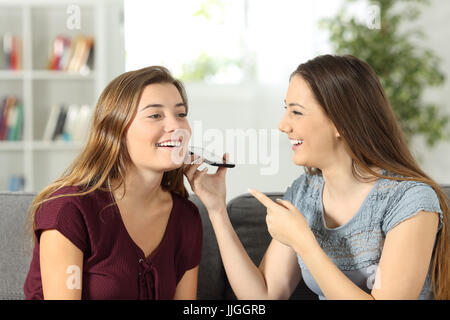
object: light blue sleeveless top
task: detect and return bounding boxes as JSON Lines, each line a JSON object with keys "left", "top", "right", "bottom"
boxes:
{"left": 283, "top": 169, "right": 443, "bottom": 300}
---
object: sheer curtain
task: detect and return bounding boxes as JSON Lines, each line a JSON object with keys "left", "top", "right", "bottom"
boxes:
{"left": 123, "top": 0, "right": 345, "bottom": 85}
{"left": 123, "top": 0, "right": 347, "bottom": 200}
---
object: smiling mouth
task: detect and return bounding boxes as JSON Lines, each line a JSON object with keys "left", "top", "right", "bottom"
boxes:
{"left": 156, "top": 138, "right": 183, "bottom": 148}
{"left": 290, "top": 139, "right": 304, "bottom": 146}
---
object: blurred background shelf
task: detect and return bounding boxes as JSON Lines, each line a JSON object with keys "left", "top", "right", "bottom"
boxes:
{"left": 31, "top": 140, "right": 84, "bottom": 150}
{"left": 0, "top": 0, "right": 124, "bottom": 192}
{"left": 0, "top": 70, "right": 95, "bottom": 79}
{"left": 0, "top": 140, "right": 83, "bottom": 151}
{"left": 0, "top": 141, "right": 25, "bottom": 151}
{"left": 0, "top": 0, "right": 448, "bottom": 201}
{"left": 0, "top": 70, "right": 25, "bottom": 79}
{"left": 30, "top": 70, "right": 96, "bottom": 80}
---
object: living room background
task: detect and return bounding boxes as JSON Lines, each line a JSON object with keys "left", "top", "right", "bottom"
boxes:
{"left": 0, "top": 0, "right": 448, "bottom": 202}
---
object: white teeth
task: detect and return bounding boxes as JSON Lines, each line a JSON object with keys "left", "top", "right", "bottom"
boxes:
{"left": 290, "top": 139, "right": 303, "bottom": 145}
{"left": 157, "top": 140, "right": 181, "bottom": 147}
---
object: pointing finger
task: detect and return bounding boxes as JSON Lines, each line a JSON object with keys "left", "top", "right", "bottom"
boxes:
{"left": 248, "top": 188, "right": 276, "bottom": 209}
{"left": 275, "top": 198, "right": 296, "bottom": 210}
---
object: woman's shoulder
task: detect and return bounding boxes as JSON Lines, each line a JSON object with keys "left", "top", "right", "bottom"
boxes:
{"left": 37, "top": 185, "right": 113, "bottom": 220}
{"left": 33, "top": 185, "right": 99, "bottom": 254}
{"left": 350, "top": 169, "right": 442, "bottom": 218}
{"left": 39, "top": 185, "right": 81, "bottom": 211}
{"left": 376, "top": 170, "right": 438, "bottom": 200}
{"left": 372, "top": 170, "right": 443, "bottom": 233}
{"left": 171, "top": 192, "right": 202, "bottom": 221}
{"left": 170, "top": 192, "right": 203, "bottom": 244}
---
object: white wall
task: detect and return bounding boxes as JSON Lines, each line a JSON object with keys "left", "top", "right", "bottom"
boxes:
{"left": 407, "top": 0, "right": 450, "bottom": 185}
{"left": 183, "top": 83, "right": 302, "bottom": 202}
{"left": 104, "top": 0, "right": 126, "bottom": 82}
{"left": 183, "top": 0, "right": 450, "bottom": 203}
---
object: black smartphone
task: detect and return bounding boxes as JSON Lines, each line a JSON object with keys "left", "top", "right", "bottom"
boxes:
{"left": 188, "top": 146, "right": 235, "bottom": 168}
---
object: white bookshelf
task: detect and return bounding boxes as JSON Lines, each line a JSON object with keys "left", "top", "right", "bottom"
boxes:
{"left": 0, "top": 0, "right": 122, "bottom": 192}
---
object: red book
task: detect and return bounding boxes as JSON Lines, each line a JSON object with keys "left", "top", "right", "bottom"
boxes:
{"left": 0, "top": 96, "right": 16, "bottom": 140}
{"left": 10, "top": 36, "right": 17, "bottom": 70}
{"left": 48, "top": 36, "right": 65, "bottom": 70}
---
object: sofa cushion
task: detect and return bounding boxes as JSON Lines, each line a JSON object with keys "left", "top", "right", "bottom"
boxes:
{"left": 0, "top": 192, "right": 226, "bottom": 300}
{"left": 442, "top": 185, "right": 450, "bottom": 201}
{"left": 1, "top": 185, "right": 448, "bottom": 300}
{"left": 0, "top": 192, "right": 35, "bottom": 300}
{"left": 188, "top": 194, "right": 227, "bottom": 299}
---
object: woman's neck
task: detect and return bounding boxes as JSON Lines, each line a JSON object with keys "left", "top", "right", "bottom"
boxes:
{"left": 320, "top": 159, "right": 380, "bottom": 201}
{"left": 110, "top": 166, "right": 166, "bottom": 209}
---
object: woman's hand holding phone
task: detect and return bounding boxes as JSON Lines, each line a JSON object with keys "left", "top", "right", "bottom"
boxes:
{"left": 183, "top": 153, "right": 229, "bottom": 214}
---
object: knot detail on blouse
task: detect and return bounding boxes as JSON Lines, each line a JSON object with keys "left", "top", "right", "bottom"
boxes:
{"left": 139, "top": 259, "right": 160, "bottom": 300}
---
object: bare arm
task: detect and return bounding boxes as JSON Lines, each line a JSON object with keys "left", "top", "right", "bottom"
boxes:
{"left": 209, "top": 208, "right": 301, "bottom": 300}
{"left": 371, "top": 211, "right": 439, "bottom": 299}
{"left": 297, "top": 211, "right": 439, "bottom": 300}
{"left": 259, "top": 238, "right": 302, "bottom": 299}
{"left": 173, "top": 266, "right": 199, "bottom": 300}
{"left": 184, "top": 155, "right": 301, "bottom": 300}
{"left": 248, "top": 189, "right": 440, "bottom": 300}
{"left": 40, "top": 229, "right": 83, "bottom": 300}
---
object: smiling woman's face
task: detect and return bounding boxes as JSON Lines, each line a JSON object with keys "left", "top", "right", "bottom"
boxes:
{"left": 125, "top": 82, "right": 191, "bottom": 173}
{"left": 278, "top": 75, "right": 341, "bottom": 168}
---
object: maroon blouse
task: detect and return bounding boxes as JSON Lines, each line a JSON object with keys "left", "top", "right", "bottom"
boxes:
{"left": 23, "top": 186, "right": 202, "bottom": 300}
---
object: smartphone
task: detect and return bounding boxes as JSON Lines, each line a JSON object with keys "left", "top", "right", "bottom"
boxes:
{"left": 188, "top": 146, "right": 235, "bottom": 168}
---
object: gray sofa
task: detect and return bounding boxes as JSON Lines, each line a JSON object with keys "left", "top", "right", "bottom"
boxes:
{"left": 193, "top": 192, "right": 316, "bottom": 300}
{"left": 1, "top": 186, "right": 449, "bottom": 300}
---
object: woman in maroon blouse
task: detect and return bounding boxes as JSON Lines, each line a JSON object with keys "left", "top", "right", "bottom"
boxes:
{"left": 23, "top": 66, "right": 202, "bottom": 300}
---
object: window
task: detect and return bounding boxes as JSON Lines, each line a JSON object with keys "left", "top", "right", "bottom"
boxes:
{"left": 124, "top": 0, "right": 347, "bottom": 85}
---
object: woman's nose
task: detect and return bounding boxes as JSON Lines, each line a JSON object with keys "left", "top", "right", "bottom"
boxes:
{"left": 277, "top": 114, "right": 292, "bottom": 134}
{"left": 164, "top": 114, "right": 182, "bottom": 132}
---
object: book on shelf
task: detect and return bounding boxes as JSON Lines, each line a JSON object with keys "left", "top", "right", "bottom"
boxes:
{"left": 48, "top": 35, "right": 70, "bottom": 71}
{"left": 0, "top": 95, "right": 23, "bottom": 141}
{"left": 7, "top": 175, "right": 25, "bottom": 192}
{"left": 48, "top": 35, "right": 94, "bottom": 74}
{"left": 52, "top": 105, "right": 68, "bottom": 141}
{"left": 2, "top": 33, "right": 22, "bottom": 70}
{"left": 42, "top": 103, "right": 93, "bottom": 142}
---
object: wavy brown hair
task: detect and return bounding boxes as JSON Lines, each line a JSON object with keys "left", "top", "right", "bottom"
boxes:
{"left": 292, "top": 54, "right": 449, "bottom": 300}
{"left": 25, "top": 66, "right": 189, "bottom": 243}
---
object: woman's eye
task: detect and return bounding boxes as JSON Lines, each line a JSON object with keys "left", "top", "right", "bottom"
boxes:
{"left": 148, "top": 114, "right": 162, "bottom": 119}
{"left": 283, "top": 106, "right": 302, "bottom": 116}
{"left": 178, "top": 113, "right": 187, "bottom": 118}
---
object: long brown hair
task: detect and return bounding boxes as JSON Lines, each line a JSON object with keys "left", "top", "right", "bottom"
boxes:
{"left": 292, "top": 54, "right": 449, "bottom": 300}
{"left": 26, "top": 66, "right": 189, "bottom": 243}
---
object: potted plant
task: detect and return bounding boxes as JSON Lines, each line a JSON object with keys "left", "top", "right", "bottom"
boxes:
{"left": 320, "top": 0, "right": 449, "bottom": 148}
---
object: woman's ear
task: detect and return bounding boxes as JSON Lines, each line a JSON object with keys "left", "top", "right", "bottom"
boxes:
{"left": 334, "top": 127, "right": 341, "bottom": 139}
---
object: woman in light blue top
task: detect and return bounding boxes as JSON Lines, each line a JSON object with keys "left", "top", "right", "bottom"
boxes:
{"left": 184, "top": 54, "right": 450, "bottom": 300}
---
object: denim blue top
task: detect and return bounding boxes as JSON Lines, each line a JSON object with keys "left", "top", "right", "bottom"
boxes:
{"left": 283, "top": 168, "right": 443, "bottom": 300}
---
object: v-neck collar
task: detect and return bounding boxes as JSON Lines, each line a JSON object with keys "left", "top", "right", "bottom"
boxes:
{"left": 110, "top": 190, "right": 176, "bottom": 261}
{"left": 319, "top": 169, "right": 384, "bottom": 231}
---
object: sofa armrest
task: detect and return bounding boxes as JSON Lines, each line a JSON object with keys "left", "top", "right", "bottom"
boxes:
{"left": 0, "top": 192, "right": 35, "bottom": 300}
